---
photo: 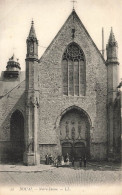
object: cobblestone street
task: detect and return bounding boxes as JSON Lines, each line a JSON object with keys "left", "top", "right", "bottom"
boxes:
{"left": 0, "top": 163, "right": 121, "bottom": 187}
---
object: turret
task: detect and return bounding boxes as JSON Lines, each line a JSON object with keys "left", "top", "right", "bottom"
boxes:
{"left": 106, "top": 28, "right": 119, "bottom": 64}
{"left": 4, "top": 54, "right": 21, "bottom": 78}
{"left": 25, "top": 20, "right": 39, "bottom": 90}
{"left": 24, "top": 20, "right": 39, "bottom": 165}
{"left": 106, "top": 28, "right": 119, "bottom": 160}
{"left": 26, "top": 20, "right": 38, "bottom": 60}
{"left": 106, "top": 28, "right": 119, "bottom": 97}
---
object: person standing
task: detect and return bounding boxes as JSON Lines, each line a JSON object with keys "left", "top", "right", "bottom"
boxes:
{"left": 47, "top": 154, "right": 49, "bottom": 165}
{"left": 45, "top": 154, "right": 47, "bottom": 164}
{"left": 65, "top": 153, "right": 69, "bottom": 165}
{"left": 84, "top": 156, "right": 86, "bottom": 167}
{"left": 72, "top": 157, "right": 74, "bottom": 167}
{"left": 79, "top": 158, "right": 82, "bottom": 167}
{"left": 45, "top": 153, "right": 49, "bottom": 165}
{"left": 61, "top": 155, "right": 64, "bottom": 165}
{"left": 56, "top": 158, "right": 58, "bottom": 168}
{"left": 49, "top": 154, "right": 53, "bottom": 165}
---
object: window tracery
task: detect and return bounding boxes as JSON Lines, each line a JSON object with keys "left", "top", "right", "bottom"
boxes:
{"left": 62, "top": 42, "right": 86, "bottom": 96}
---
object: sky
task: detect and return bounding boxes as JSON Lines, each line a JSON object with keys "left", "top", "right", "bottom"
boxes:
{"left": 0, "top": 0, "right": 122, "bottom": 81}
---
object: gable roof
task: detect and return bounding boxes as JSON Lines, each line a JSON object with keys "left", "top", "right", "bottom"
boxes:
{"left": 39, "top": 9, "right": 105, "bottom": 63}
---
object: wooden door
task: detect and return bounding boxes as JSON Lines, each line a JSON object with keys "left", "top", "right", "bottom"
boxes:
{"left": 62, "top": 142, "right": 73, "bottom": 162}
{"left": 74, "top": 142, "right": 85, "bottom": 161}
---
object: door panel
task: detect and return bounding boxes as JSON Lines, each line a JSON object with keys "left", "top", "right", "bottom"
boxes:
{"left": 74, "top": 142, "right": 85, "bottom": 161}
{"left": 62, "top": 142, "right": 73, "bottom": 161}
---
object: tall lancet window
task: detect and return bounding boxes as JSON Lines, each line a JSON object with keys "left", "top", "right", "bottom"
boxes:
{"left": 62, "top": 42, "right": 86, "bottom": 96}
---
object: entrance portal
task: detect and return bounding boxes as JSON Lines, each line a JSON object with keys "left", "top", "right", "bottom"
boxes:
{"left": 10, "top": 110, "right": 24, "bottom": 163}
{"left": 60, "top": 106, "right": 90, "bottom": 160}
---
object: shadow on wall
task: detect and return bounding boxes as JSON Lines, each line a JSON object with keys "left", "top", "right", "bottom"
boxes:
{"left": 0, "top": 92, "right": 26, "bottom": 163}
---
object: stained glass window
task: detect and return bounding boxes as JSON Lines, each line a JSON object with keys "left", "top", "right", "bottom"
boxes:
{"left": 62, "top": 42, "right": 86, "bottom": 96}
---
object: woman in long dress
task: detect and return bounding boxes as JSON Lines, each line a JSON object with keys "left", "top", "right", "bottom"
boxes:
{"left": 61, "top": 155, "right": 64, "bottom": 165}
{"left": 65, "top": 153, "right": 69, "bottom": 165}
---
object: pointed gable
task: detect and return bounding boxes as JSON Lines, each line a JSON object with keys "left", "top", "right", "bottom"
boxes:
{"left": 40, "top": 9, "right": 104, "bottom": 62}
{"left": 39, "top": 8, "right": 107, "bottom": 99}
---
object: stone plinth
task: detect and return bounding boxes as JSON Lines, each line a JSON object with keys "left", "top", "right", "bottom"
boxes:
{"left": 23, "top": 152, "right": 40, "bottom": 166}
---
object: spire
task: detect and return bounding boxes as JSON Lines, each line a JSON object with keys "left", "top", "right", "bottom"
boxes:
{"left": 26, "top": 20, "right": 38, "bottom": 59}
{"left": 28, "top": 20, "right": 37, "bottom": 39}
{"left": 107, "top": 27, "right": 117, "bottom": 47}
{"left": 106, "top": 27, "right": 119, "bottom": 64}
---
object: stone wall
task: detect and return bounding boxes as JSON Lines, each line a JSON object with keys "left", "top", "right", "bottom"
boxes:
{"left": 0, "top": 80, "right": 25, "bottom": 162}
{"left": 38, "top": 11, "right": 107, "bottom": 160}
{"left": 0, "top": 71, "right": 25, "bottom": 97}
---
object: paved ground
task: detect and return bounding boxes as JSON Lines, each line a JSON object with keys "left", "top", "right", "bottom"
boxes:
{"left": 0, "top": 163, "right": 55, "bottom": 172}
{"left": 0, "top": 162, "right": 121, "bottom": 187}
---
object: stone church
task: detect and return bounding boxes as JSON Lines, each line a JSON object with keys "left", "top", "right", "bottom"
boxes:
{"left": 0, "top": 9, "right": 121, "bottom": 165}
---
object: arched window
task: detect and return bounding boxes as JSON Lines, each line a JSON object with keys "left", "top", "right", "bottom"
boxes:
{"left": 62, "top": 42, "right": 86, "bottom": 96}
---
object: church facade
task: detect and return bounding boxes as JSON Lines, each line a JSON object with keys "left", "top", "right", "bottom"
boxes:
{"left": 0, "top": 10, "right": 121, "bottom": 165}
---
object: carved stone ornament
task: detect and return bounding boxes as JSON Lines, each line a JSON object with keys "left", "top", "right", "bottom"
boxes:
{"left": 33, "top": 97, "right": 39, "bottom": 108}
{"left": 27, "top": 137, "right": 34, "bottom": 152}
{"left": 65, "top": 121, "right": 69, "bottom": 139}
{"left": 71, "top": 120, "right": 75, "bottom": 125}
{"left": 77, "top": 124, "right": 82, "bottom": 139}
{"left": 26, "top": 96, "right": 39, "bottom": 108}
{"left": 71, "top": 127, "right": 75, "bottom": 140}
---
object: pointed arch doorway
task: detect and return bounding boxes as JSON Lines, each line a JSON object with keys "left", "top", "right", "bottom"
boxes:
{"left": 10, "top": 110, "right": 25, "bottom": 163}
{"left": 60, "top": 106, "right": 91, "bottom": 161}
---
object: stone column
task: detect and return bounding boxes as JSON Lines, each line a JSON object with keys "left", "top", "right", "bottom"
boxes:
{"left": 33, "top": 95, "right": 40, "bottom": 165}
{"left": 23, "top": 94, "right": 40, "bottom": 165}
{"left": 107, "top": 104, "right": 114, "bottom": 160}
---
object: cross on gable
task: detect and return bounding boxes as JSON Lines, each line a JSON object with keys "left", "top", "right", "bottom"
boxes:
{"left": 71, "top": 0, "right": 77, "bottom": 10}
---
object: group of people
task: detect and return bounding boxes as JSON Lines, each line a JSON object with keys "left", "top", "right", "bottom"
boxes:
{"left": 45, "top": 153, "right": 87, "bottom": 168}
{"left": 45, "top": 154, "right": 64, "bottom": 167}
{"left": 45, "top": 154, "right": 53, "bottom": 165}
{"left": 72, "top": 156, "right": 87, "bottom": 167}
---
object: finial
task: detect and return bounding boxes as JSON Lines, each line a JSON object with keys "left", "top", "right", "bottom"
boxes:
{"left": 102, "top": 27, "right": 104, "bottom": 58}
{"left": 31, "top": 18, "right": 34, "bottom": 25}
{"left": 9, "top": 53, "right": 14, "bottom": 60}
{"left": 71, "top": 0, "right": 77, "bottom": 10}
{"left": 110, "top": 27, "right": 113, "bottom": 34}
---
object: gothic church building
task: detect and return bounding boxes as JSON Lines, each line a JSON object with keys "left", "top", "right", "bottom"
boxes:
{"left": 0, "top": 9, "right": 121, "bottom": 165}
